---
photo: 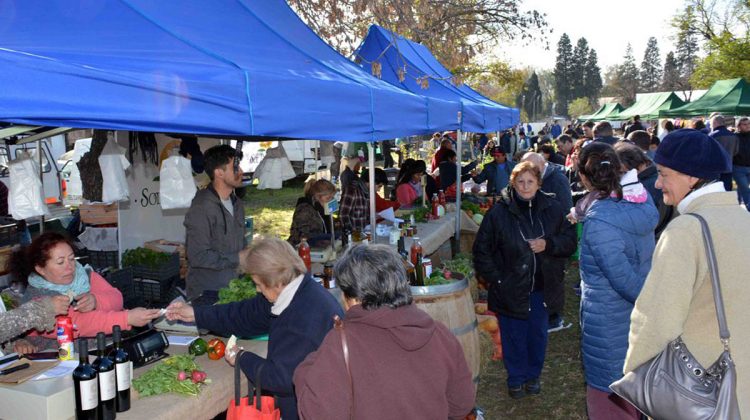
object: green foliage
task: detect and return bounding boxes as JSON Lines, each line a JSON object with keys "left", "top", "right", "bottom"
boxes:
{"left": 441, "top": 253, "right": 474, "bottom": 278}
{"left": 639, "top": 37, "right": 662, "bottom": 92}
{"left": 463, "top": 60, "right": 528, "bottom": 110}
{"left": 518, "top": 72, "right": 543, "bottom": 120}
{"left": 553, "top": 33, "right": 574, "bottom": 116}
{"left": 568, "top": 97, "right": 595, "bottom": 119}
{"left": 603, "top": 43, "right": 639, "bottom": 106}
{"left": 691, "top": 32, "right": 750, "bottom": 88}
{"left": 132, "top": 355, "right": 206, "bottom": 397}
{"left": 217, "top": 275, "right": 257, "bottom": 304}
{"left": 672, "top": 5, "right": 700, "bottom": 90}
{"left": 122, "top": 248, "right": 171, "bottom": 269}
{"left": 1, "top": 292, "right": 16, "bottom": 310}
{"left": 662, "top": 51, "right": 681, "bottom": 91}
{"left": 554, "top": 34, "right": 602, "bottom": 116}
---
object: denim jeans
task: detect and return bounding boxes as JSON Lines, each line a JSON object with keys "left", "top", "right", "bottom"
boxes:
{"left": 733, "top": 165, "right": 750, "bottom": 210}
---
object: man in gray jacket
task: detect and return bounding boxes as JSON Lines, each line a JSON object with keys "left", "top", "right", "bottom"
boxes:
{"left": 184, "top": 145, "right": 246, "bottom": 298}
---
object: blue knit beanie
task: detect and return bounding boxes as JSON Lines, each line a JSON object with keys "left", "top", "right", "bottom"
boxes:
{"left": 654, "top": 128, "right": 730, "bottom": 179}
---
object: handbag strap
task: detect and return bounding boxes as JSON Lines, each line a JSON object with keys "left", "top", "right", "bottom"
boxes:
{"left": 686, "top": 213, "right": 731, "bottom": 351}
{"left": 253, "top": 363, "right": 265, "bottom": 410}
{"left": 334, "top": 315, "right": 354, "bottom": 420}
{"left": 232, "top": 351, "right": 266, "bottom": 410}
{"left": 233, "top": 350, "right": 244, "bottom": 406}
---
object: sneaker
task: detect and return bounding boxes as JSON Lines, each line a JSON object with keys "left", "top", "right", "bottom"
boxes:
{"left": 525, "top": 378, "right": 541, "bottom": 395}
{"left": 508, "top": 385, "right": 526, "bottom": 399}
{"left": 548, "top": 317, "right": 573, "bottom": 333}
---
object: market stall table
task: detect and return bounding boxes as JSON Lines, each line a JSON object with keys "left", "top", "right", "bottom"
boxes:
{"left": 0, "top": 337, "right": 267, "bottom": 420}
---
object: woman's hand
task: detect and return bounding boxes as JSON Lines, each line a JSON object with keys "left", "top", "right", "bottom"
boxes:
{"left": 224, "top": 345, "right": 243, "bottom": 367}
{"left": 13, "top": 339, "right": 37, "bottom": 355}
{"left": 49, "top": 295, "right": 71, "bottom": 315}
{"left": 166, "top": 301, "right": 195, "bottom": 323}
{"left": 73, "top": 292, "right": 97, "bottom": 313}
{"left": 127, "top": 308, "right": 162, "bottom": 327}
{"left": 528, "top": 238, "right": 547, "bottom": 254}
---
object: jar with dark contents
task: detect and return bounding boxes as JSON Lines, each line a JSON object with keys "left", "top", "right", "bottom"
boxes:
{"left": 323, "top": 263, "right": 334, "bottom": 289}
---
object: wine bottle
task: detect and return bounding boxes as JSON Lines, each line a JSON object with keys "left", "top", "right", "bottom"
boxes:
{"left": 109, "top": 325, "right": 131, "bottom": 412}
{"left": 93, "top": 332, "right": 116, "bottom": 419}
{"left": 72, "top": 339, "right": 98, "bottom": 420}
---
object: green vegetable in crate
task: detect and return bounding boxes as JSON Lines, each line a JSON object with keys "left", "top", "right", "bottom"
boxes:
{"left": 122, "top": 247, "right": 171, "bottom": 269}
{"left": 1, "top": 292, "right": 16, "bottom": 310}
{"left": 217, "top": 275, "right": 257, "bottom": 304}
{"left": 411, "top": 206, "right": 431, "bottom": 223}
{"left": 424, "top": 270, "right": 451, "bottom": 286}
{"left": 133, "top": 354, "right": 210, "bottom": 397}
{"left": 442, "top": 253, "right": 474, "bottom": 278}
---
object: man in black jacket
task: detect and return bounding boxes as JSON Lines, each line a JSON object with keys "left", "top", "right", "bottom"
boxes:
{"left": 732, "top": 116, "right": 750, "bottom": 210}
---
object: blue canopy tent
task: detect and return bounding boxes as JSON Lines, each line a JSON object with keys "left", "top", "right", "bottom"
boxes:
{"left": 0, "top": 0, "right": 462, "bottom": 141}
{"left": 355, "top": 25, "right": 520, "bottom": 133}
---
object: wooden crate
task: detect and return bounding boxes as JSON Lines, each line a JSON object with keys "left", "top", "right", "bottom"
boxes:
{"left": 79, "top": 203, "right": 118, "bottom": 225}
{"left": 0, "top": 246, "right": 12, "bottom": 275}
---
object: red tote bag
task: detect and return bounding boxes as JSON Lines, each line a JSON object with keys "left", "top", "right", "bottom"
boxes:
{"left": 227, "top": 357, "right": 280, "bottom": 420}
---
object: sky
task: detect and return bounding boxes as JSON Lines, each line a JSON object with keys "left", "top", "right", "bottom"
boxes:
{"left": 494, "top": 0, "right": 687, "bottom": 72}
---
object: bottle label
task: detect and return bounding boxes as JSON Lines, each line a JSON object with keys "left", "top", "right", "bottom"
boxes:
{"left": 116, "top": 362, "right": 132, "bottom": 390}
{"left": 79, "top": 378, "right": 98, "bottom": 410}
{"left": 329, "top": 279, "right": 336, "bottom": 289}
{"left": 99, "top": 370, "right": 116, "bottom": 400}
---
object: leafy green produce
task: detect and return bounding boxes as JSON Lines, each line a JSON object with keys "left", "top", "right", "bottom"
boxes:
{"left": 424, "top": 270, "right": 450, "bottom": 286}
{"left": 1, "top": 292, "right": 16, "bottom": 310}
{"left": 133, "top": 355, "right": 209, "bottom": 397}
{"left": 442, "top": 253, "right": 474, "bottom": 278}
{"left": 218, "top": 275, "right": 257, "bottom": 304}
{"left": 461, "top": 201, "right": 481, "bottom": 214}
{"left": 122, "top": 247, "right": 171, "bottom": 269}
{"left": 411, "top": 206, "right": 431, "bottom": 223}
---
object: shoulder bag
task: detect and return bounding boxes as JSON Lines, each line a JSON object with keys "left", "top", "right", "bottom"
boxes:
{"left": 610, "top": 213, "right": 740, "bottom": 419}
{"left": 227, "top": 356, "right": 281, "bottom": 420}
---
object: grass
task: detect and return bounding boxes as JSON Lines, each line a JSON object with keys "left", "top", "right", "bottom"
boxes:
{"left": 242, "top": 180, "right": 588, "bottom": 418}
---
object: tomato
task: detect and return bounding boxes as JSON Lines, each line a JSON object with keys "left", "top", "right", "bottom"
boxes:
{"left": 207, "top": 338, "right": 226, "bottom": 360}
{"left": 189, "top": 338, "right": 208, "bottom": 356}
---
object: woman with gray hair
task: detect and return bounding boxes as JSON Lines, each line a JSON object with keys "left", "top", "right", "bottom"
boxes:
{"left": 294, "top": 244, "right": 475, "bottom": 420}
{"left": 167, "top": 237, "right": 343, "bottom": 420}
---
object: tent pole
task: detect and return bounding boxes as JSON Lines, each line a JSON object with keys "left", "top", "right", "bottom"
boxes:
{"left": 455, "top": 112, "right": 463, "bottom": 253}
{"left": 38, "top": 139, "right": 45, "bottom": 234}
{"left": 367, "top": 142, "right": 376, "bottom": 235}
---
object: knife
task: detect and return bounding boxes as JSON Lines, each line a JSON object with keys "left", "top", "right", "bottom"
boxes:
{"left": 0, "top": 363, "right": 30, "bottom": 376}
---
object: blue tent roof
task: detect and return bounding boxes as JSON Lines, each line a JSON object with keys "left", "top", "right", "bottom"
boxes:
{"left": 355, "top": 25, "right": 519, "bottom": 132}
{"left": 0, "top": 0, "right": 462, "bottom": 141}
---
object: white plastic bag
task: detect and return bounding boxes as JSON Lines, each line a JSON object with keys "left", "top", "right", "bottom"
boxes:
{"left": 8, "top": 151, "right": 49, "bottom": 219}
{"left": 159, "top": 155, "right": 197, "bottom": 209}
{"left": 98, "top": 139, "right": 131, "bottom": 203}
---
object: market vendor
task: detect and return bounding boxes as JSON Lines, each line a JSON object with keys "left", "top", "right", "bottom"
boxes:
{"left": 472, "top": 146, "right": 515, "bottom": 195}
{"left": 438, "top": 150, "right": 478, "bottom": 201}
{"left": 288, "top": 179, "right": 336, "bottom": 247}
{"left": 395, "top": 160, "right": 424, "bottom": 207}
{"left": 166, "top": 237, "right": 344, "bottom": 420}
{"left": 10, "top": 232, "right": 160, "bottom": 354}
{"left": 362, "top": 168, "right": 399, "bottom": 213}
{"left": 184, "top": 145, "right": 246, "bottom": 298}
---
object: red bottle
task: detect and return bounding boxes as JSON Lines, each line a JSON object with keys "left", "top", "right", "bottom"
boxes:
{"left": 56, "top": 315, "right": 75, "bottom": 361}
{"left": 431, "top": 193, "right": 440, "bottom": 218}
{"left": 410, "top": 237, "right": 423, "bottom": 267}
{"left": 298, "top": 237, "right": 311, "bottom": 272}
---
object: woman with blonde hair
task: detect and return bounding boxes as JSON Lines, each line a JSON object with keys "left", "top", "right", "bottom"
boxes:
{"left": 288, "top": 178, "right": 336, "bottom": 246}
{"left": 473, "top": 161, "right": 576, "bottom": 399}
{"left": 167, "top": 237, "right": 344, "bottom": 420}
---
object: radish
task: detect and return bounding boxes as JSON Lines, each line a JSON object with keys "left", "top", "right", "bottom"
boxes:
{"left": 443, "top": 269, "right": 452, "bottom": 279}
{"left": 191, "top": 370, "right": 207, "bottom": 383}
{"left": 177, "top": 371, "right": 187, "bottom": 381}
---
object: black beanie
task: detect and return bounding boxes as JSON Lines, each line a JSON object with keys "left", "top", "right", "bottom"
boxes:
{"left": 654, "top": 129, "right": 730, "bottom": 179}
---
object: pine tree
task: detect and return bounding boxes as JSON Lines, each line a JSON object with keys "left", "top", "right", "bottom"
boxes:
{"left": 553, "top": 33, "right": 574, "bottom": 116}
{"left": 519, "top": 72, "right": 543, "bottom": 120}
{"left": 571, "top": 38, "right": 590, "bottom": 99}
{"left": 662, "top": 51, "right": 681, "bottom": 91}
{"left": 617, "top": 43, "right": 640, "bottom": 105}
{"left": 639, "top": 37, "right": 662, "bottom": 92}
{"left": 674, "top": 5, "right": 699, "bottom": 91}
{"left": 584, "top": 49, "right": 603, "bottom": 100}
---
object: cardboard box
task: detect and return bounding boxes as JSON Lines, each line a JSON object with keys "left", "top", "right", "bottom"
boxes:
{"left": 79, "top": 203, "right": 118, "bottom": 225}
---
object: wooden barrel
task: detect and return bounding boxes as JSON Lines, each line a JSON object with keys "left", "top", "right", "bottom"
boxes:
{"left": 411, "top": 278, "right": 481, "bottom": 389}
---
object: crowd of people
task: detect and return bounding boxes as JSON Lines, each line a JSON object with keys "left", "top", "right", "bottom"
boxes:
{"left": 2, "top": 116, "right": 749, "bottom": 418}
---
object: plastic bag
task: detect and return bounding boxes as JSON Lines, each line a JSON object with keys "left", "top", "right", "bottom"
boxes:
{"left": 160, "top": 155, "right": 197, "bottom": 209}
{"left": 98, "top": 139, "right": 131, "bottom": 203}
{"left": 8, "top": 151, "right": 49, "bottom": 219}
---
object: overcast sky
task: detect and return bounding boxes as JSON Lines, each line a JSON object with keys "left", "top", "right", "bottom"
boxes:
{"left": 493, "top": 0, "right": 687, "bottom": 72}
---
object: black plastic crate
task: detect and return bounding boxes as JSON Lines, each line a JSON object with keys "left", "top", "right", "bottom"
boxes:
{"left": 88, "top": 250, "right": 119, "bottom": 270}
{"left": 134, "top": 275, "right": 177, "bottom": 305}
{"left": 130, "top": 253, "right": 180, "bottom": 281}
{"left": 104, "top": 267, "right": 138, "bottom": 308}
{"left": 0, "top": 224, "right": 20, "bottom": 247}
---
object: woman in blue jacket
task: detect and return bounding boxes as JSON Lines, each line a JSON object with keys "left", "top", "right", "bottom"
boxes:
{"left": 577, "top": 143, "right": 658, "bottom": 419}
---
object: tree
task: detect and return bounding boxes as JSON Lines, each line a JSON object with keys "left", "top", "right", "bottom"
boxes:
{"left": 553, "top": 33, "right": 574, "bottom": 116}
{"left": 465, "top": 61, "right": 528, "bottom": 114}
{"left": 639, "top": 37, "right": 662, "bottom": 92}
{"left": 602, "top": 43, "right": 639, "bottom": 105}
{"left": 584, "top": 49, "right": 603, "bottom": 100}
{"left": 518, "top": 72, "right": 544, "bottom": 120}
{"left": 662, "top": 51, "right": 681, "bottom": 91}
{"left": 571, "top": 37, "right": 590, "bottom": 99}
{"left": 672, "top": 5, "right": 700, "bottom": 92}
{"left": 536, "top": 70, "right": 557, "bottom": 116}
{"left": 568, "top": 97, "right": 595, "bottom": 119}
{"left": 289, "top": 0, "right": 549, "bottom": 71}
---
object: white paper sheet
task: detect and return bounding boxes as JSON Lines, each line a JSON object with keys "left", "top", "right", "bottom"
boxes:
{"left": 376, "top": 207, "right": 404, "bottom": 224}
{"left": 32, "top": 360, "right": 78, "bottom": 380}
{"left": 167, "top": 336, "right": 199, "bottom": 346}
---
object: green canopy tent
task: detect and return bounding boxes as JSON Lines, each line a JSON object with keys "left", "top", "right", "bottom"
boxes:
{"left": 579, "top": 104, "right": 607, "bottom": 121}
{"left": 588, "top": 103, "right": 625, "bottom": 121}
{"left": 613, "top": 92, "right": 686, "bottom": 121}
{"left": 660, "top": 78, "right": 750, "bottom": 117}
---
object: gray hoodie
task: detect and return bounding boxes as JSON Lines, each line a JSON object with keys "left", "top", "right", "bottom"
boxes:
{"left": 184, "top": 185, "right": 246, "bottom": 298}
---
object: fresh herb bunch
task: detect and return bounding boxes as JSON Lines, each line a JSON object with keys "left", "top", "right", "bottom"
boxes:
{"left": 442, "top": 253, "right": 473, "bottom": 278}
{"left": 122, "top": 247, "right": 172, "bottom": 269}
{"left": 218, "top": 275, "right": 257, "bottom": 304}
{"left": 424, "top": 270, "right": 451, "bottom": 286}
{"left": 132, "top": 355, "right": 207, "bottom": 397}
{"left": 411, "top": 206, "right": 431, "bottom": 223}
{"left": 1, "top": 292, "right": 16, "bottom": 310}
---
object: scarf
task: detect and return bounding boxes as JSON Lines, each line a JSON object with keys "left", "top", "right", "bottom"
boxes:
{"left": 28, "top": 261, "right": 91, "bottom": 297}
{"left": 271, "top": 274, "right": 304, "bottom": 316}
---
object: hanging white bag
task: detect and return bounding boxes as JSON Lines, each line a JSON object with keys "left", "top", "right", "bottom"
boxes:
{"left": 98, "top": 139, "right": 131, "bottom": 203}
{"left": 8, "top": 151, "right": 49, "bottom": 219}
{"left": 160, "top": 154, "right": 197, "bottom": 209}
